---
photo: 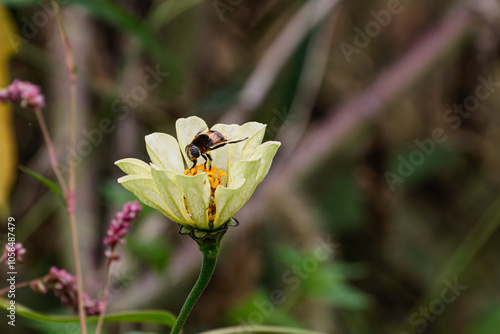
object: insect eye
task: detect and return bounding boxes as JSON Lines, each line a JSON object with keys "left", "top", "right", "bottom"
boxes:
{"left": 186, "top": 145, "right": 195, "bottom": 160}
{"left": 190, "top": 145, "right": 200, "bottom": 158}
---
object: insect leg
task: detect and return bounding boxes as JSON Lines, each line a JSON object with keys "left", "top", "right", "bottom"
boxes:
{"left": 210, "top": 142, "right": 229, "bottom": 150}
{"left": 201, "top": 153, "right": 213, "bottom": 169}
{"left": 206, "top": 152, "right": 213, "bottom": 169}
{"left": 201, "top": 154, "right": 208, "bottom": 169}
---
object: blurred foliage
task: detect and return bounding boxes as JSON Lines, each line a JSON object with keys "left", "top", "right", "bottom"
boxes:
{"left": 467, "top": 304, "right": 500, "bottom": 334}
{"left": 1, "top": 0, "right": 500, "bottom": 333}
{"left": 18, "top": 165, "right": 65, "bottom": 203}
{"left": 126, "top": 235, "right": 171, "bottom": 272}
{"left": 0, "top": 297, "right": 176, "bottom": 331}
{"left": 0, "top": 6, "right": 17, "bottom": 218}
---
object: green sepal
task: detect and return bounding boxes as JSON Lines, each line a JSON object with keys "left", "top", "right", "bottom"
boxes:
{"left": 178, "top": 225, "right": 191, "bottom": 235}
{"left": 177, "top": 218, "right": 239, "bottom": 256}
{"left": 227, "top": 217, "right": 239, "bottom": 227}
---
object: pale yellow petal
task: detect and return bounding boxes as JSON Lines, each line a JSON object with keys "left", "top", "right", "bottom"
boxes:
{"left": 145, "top": 133, "right": 184, "bottom": 172}
{"left": 115, "top": 158, "right": 151, "bottom": 177}
{"left": 118, "top": 175, "right": 185, "bottom": 224}
{"left": 248, "top": 141, "right": 281, "bottom": 186}
{"left": 211, "top": 122, "right": 265, "bottom": 174}
{"left": 212, "top": 159, "right": 261, "bottom": 229}
{"left": 150, "top": 166, "right": 195, "bottom": 227}
{"left": 176, "top": 172, "right": 211, "bottom": 229}
{"left": 238, "top": 122, "right": 266, "bottom": 161}
{"left": 208, "top": 123, "right": 240, "bottom": 171}
{"left": 175, "top": 116, "right": 208, "bottom": 167}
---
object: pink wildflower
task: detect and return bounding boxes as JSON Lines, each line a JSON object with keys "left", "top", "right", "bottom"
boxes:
{"left": 0, "top": 79, "right": 46, "bottom": 109}
{"left": 4, "top": 243, "right": 27, "bottom": 263}
{"left": 103, "top": 201, "right": 142, "bottom": 257}
{"left": 31, "top": 266, "right": 103, "bottom": 316}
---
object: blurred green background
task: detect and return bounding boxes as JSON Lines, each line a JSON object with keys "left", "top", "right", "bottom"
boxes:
{"left": 1, "top": 0, "right": 500, "bottom": 333}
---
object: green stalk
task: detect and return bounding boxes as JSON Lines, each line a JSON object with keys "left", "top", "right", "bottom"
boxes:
{"left": 169, "top": 246, "right": 219, "bottom": 334}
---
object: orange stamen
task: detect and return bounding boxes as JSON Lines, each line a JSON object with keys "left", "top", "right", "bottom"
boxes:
{"left": 184, "top": 164, "right": 227, "bottom": 222}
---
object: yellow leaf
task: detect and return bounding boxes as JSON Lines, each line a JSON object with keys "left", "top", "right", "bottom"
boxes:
{"left": 0, "top": 6, "right": 18, "bottom": 217}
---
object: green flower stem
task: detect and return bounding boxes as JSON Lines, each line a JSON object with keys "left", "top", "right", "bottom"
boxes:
{"left": 169, "top": 245, "right": 219, "bottom": 334}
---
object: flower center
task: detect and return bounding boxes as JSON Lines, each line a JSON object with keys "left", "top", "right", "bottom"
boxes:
{"left": 184, "top": 164, "right": 227, "bottom": 222}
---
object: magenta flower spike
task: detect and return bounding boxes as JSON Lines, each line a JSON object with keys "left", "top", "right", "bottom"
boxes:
{"left": 0, "top": 79, "right": 46, "bottom": 109}
{"left": 30, "top": 266, "right": 103, "bottom": 316}
{"left": 103, "top": 201, "right": 142, "bottom": 258}
{"left": 4, "top": 243, "right": 27, "bottom": 263}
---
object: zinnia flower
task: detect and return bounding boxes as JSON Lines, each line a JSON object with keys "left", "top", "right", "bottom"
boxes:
{"left": 115, "top": 116, "right": 280, "bottom": 231}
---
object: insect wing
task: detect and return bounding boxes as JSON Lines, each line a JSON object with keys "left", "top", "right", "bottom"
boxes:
{"left": 206, "top": 131, "right": 227, "bottom": 146}
{"left": 220, "top": 133, "right": 245, "bottom": 142}
{"left": 194, "top": 125, "right": 209, "bottom": 137}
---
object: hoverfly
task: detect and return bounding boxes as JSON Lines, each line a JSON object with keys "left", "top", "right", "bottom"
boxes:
{"left": 185, "top": 129, "right": 248, "bottom": 169}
